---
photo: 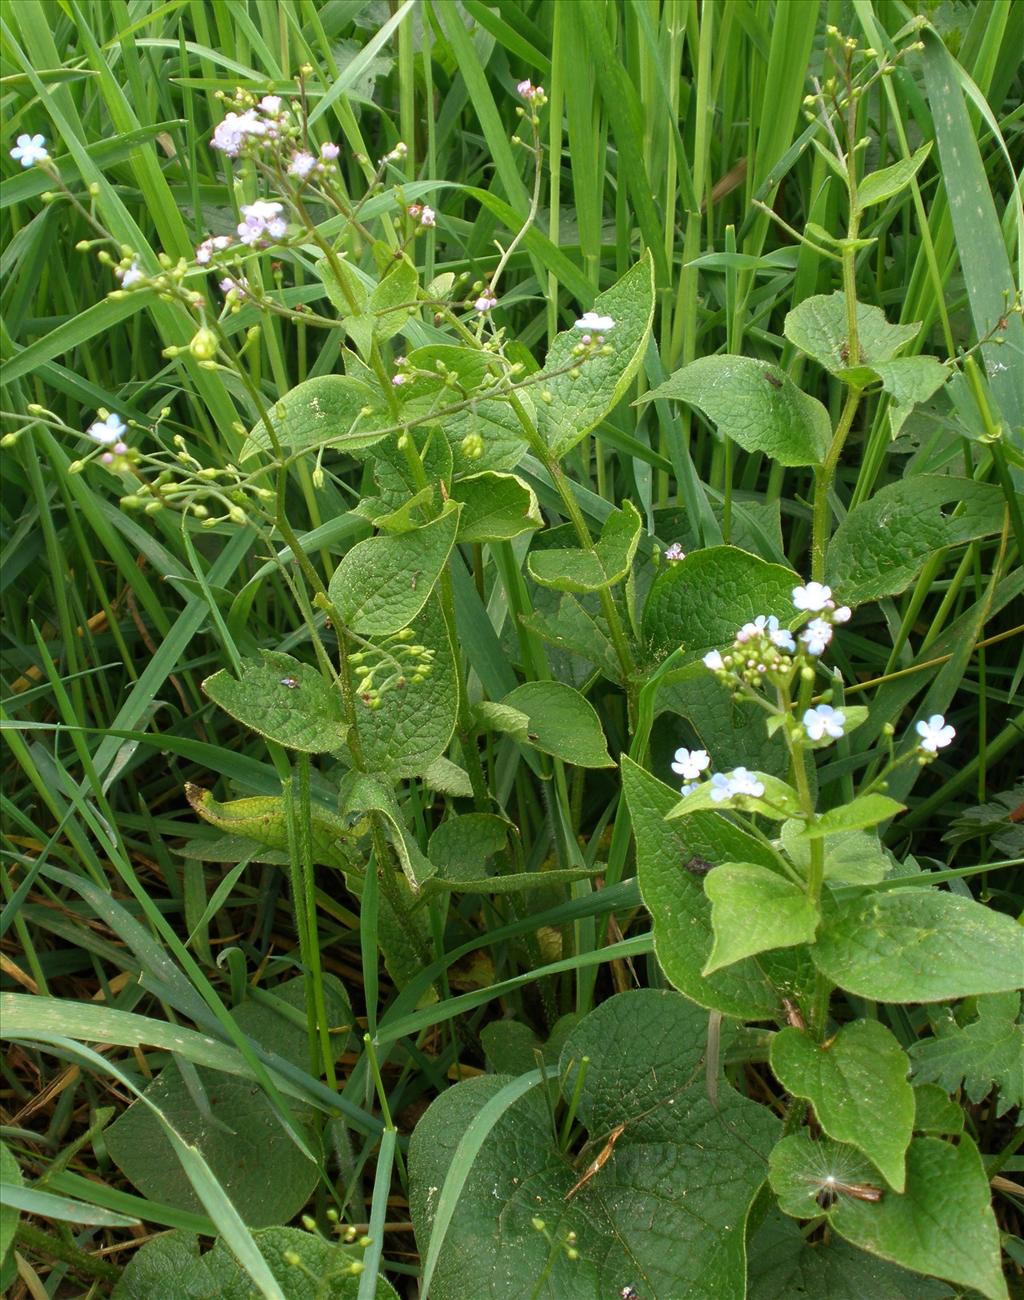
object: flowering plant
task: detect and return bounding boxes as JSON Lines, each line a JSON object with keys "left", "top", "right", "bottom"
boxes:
{"left": 2, "top": 12, "right": 1021, "bottom": 1300}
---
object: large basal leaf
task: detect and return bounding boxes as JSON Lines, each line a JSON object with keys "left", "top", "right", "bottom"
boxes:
{"left": 203, "top": 651, "right": 347, "bottom": 753}
{"left": 770, "top": 1021, "right": 914, "bottom": 1190}
{"left": 813, "top": 889, "right": 1024, "bottom": 1003}
{"left": 185, "top": 785, "right": 353, "bottom": 868}
{"left": 783, "top": 292, "right": 919, "bottom": 373}
{"left": 621, "top": 757, "right": 805, "bottom": 1019}
{"left": 328, "top": 501, "right": 460, "bottom": 636}
{"left": 500, "top": 681, "right": 614, "bottom": 768}
{"left": 826, "top": 476, "right": 1006, "bottom": 604}
{"left": 241, "top": 375, "right": 385, "bottom": 459}
{"left": 747, "top": 1210, "right": 955, "bottom": 1299}
{"left": 409, "top": 989, "right": 778, "bottom": 1300}
{"left": 640, "top": 356, "right": 830, "bottom": 466}
{"left": 908, "top": 992, "right": 1023, "bottom": 1118}
{"left": 703, "top": 863, "right": 818, "bottom": 974}
{"left": 642, "top": 546, "right": 797, "bottom": 660}
{"left": 540, "top": 256, "right": 656, "bottom": 457}
{"left": 111, "top": 1227, "right": 398, "bottom": 1299}
{"left": 528, "top": 501, "right": 643, "bottom": 593}
{"left": 770, "top": 1132, "right": 1007, "bottom": 1300}
{"left": 354, "top": 595, "right": 459, "bottom": 778}
{"left": 105, "top": 977, "right": 352, "bottom": 1227}
{"left": 450, "top": 471, "right": 541, "bottom": 542}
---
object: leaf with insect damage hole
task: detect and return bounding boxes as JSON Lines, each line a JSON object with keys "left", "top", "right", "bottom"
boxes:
{"left": 783, "top": 292, "right": 920, "bottom": 374}
{"left": 771, "top": 1021, "right": 914, "bottom": 1191}
{"left": 770, "top": 1132, "right": 1007, "bottom": 1300}
{"left": 328, "top": 500, "right": 460, "bottom": 636}
{"left": 111, "top": 1226, "right": 398, "bottom": 1299}
{"left": 541, "top": 256, "right": 656, "bottom": 458}
{"left": 639, "top": 356, "right": 830, "bottom": 466}
{"left": 105, "top": 978, "right": 353, "bottom": 1228}
{"left": 409, "top": 989, "right": 778, "bottom": 1300}
{"left": 203, "top": 651, "right": 347, "bottom": 753}
{"left": 826, "top": 476, "right": 1006, "bottom": 605}
{"left": 241, "top": 375, "right": 386, "bottom": 460}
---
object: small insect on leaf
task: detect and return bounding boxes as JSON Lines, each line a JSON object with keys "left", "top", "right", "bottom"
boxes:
{"left": 620, "top": 1288, "right": 640, "bottom": 1300}
{"left": 814, "top": 1176, "right": 883, "bottom": 1211}
{"left": 564, "top": 1123, "right": 626, "bottom": 1199}
{"left": 280, "top": 677, "right": 299, "bottom": 689}
{"left": 683, "top": 855, "right": 714, "bottom": 876}
{"left": 781, "top": 997, "right": 806, "bottom": 1031}
{"left": 764, "top": 370, "right": 784, "bottom": 388}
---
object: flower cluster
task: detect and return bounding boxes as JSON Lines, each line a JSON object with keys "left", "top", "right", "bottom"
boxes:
{"left": 516, "top": 80, "right": 547, "bottom": 106}
{"left": 702, "top": 582, "right": 853, "bottom": 690}
{"left": 406, "top": 202, "right": 436, "bottom": 228}
{"left": 348, "top": 630, "right": 436, "bottom": 708}
{"left": 664, "top": 542, "right": 685, "bottom": 562}
{"left": 237, "top": 199, "right": 287, "bottom": 247}
{"left": 86, "top": 412, "right": 129, "bottom": 463}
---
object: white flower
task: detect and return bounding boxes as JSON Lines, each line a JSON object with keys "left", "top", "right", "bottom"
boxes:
{"left": 118, "top": 260, "right": 143, "bottom": 287}
{"left": 321, "top": 141, "right": 340, "bottom": 160}
{"left": 385, "top": 141, "right": 408, "bottom": 162}
{"left": 703, "top": 649, "right": 724, "bottom": 671}
{"left": 800, "top": 618, "right": 833, "bottom": 656}
{"left": 770, "top": 626, "right": 796, "bottom": 652}
{"left": 709, "top": 767, "right": 765, "bottom": 802}
{"left": 211, "top": 109, "right": 265, "bottom": 157}
{"left": 832, "top": 605, "right": 851, "bottom": 624}
{"left": 664, "top": 542, "right": 685, "bottom": 562}
{"left": 289, "top": 151, "right": 317, "bottom": 178}
{"left": 419, "top": 205, "right": 436, "bottom": 227}
{"left": 803, "top": 704, "right": 846, "bottom": 742}
{"left": 237, "top": 199, "right": 286, "bottom": 245}
{"left": 915, "top": 714, "right": 955, "bottom": 753}
{"left": 792, "top": 581, "right": 833, "bottom": 612}
{"left": 10, "top": 133, "right": 48, "bottom": 167}
{"left": 671, "top": 748, "right": 710, "bottom": 781}
{"left": 87, "top": 413, "right": 126, "bottom": 446}
{"left": 574, "top": 311, "right": 615, "bottom": 333}
{"left": 392, "top": 373, "right": 407, "bottom": 387}
{"left": 259, "top": 95, "right": 283, "bottom": 115}
{"left": 195, "top": 234, "right": 232, "bottom": 264}
{"left": 474, "top": 290, "right": 497, "bottom": 313}
{"left": 219, "top": 276, "right": 248, "bottom": 299}
{"left": 678, "top": 781, "right": 698, "bottom": 798}
{"left": 516, "top": 80, "right": 545, "bottom": 103}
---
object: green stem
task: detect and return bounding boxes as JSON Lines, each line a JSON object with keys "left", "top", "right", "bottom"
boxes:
{"left": 810, "top": 386, "right": 861, "bottom": 583}
{"left": 14, "top": 1222, "right": 119, "bottom": 1282}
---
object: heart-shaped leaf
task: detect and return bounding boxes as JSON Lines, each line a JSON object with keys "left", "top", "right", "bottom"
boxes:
{"left": 242, "top": 375, "right": 385, "bottom": 459}
{"left": 784, "top": 293, "right": 919, "bottom": 373}
{"left": 528, "top": 501, "right": 643, "bottom": 593}
{"left": 540, "top": 256, "right": 656, "bottom": 457}
{"left": 703, "top": 862, "right": 818, "bottom": 974}
{"left": 813, "top": 889, "right": 1024, "bottom": 1002}
{"left": 770, "top": 1021, "right": 914, "bottom": 1189}
{"left": 204, "top": 651, "right": 347, "bottom": 753}
{"left": 641, "top": 356, "right": 830, "bottom": 466}
{"left": 500, "top": 681, "right": 614, "bottom": 768}
{"left": 409, "top": 989, "right": 778, "bottom": 1300}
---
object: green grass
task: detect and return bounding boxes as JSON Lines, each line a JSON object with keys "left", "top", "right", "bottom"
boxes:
{"left": 1, "top": 2, "right": 1022, "bottom": 1297}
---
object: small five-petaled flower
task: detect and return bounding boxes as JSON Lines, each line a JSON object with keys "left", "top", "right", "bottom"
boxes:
{"left": 10, "top": 133, "right": 48, "bottom": 167}
{"left": 803, "top": 704, "right": 846, "bottom": 742}
{"left": 915, "top": 714, "right": 955, "bottom": 753}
